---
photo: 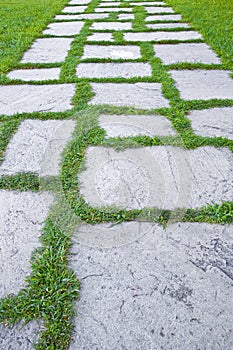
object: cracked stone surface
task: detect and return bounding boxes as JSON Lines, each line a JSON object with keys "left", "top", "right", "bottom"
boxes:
{"left": 124, "top": 31, "right": 202, "bottom": 41}
{"left": 0, "top": 190, "right": 53, "bottom": 298}
{"left": 0, "top": 119, "right": 76, "bottom": 176}
{"left": 146, "top": 14, "right": 182, "bottom": 21}
{"left": 76, "top": 63, "right": 152, "bottom": 78}
{"left": 7, "top": 68, "right": 60, "bottom": 81}
{"left": 62, "top": 6, "right": 87, "bottom": 13}
{"left": 82, "top": 45, "right": 141, "bottom": 59}
{"left": 187, "top": 107, "right": 233, "bottom": 140}
{"left": 145, "top": 6, "right": 175, "bottom": 13}
{"left": 89, "top": 83, "right": 170, "bottom": 109}
{"left": 95, "top": 7, "right": 133, "bottom": 12}
{"left": 69, "top": 222, "right": 233, "bottom": 350}
{"left": 78, "top": 146, "right": 233, "bottom": 210}
{"left": 0, "top": 84, "right": 75, "bottom": 116}
{"left": 21, "top": 38, "right": 73, "bottom": 63}
{"left": 118, "top": 13, "right": 134, "bottom": 20}
{"left": 98, "top": 114, "right": 176, "bottom": 137}
{"left": 91, "top": 21, "right": 132, "bottom": 30}
{"left": 147, "top": 22, "right": 190, "bottom": 29}
{"left": 170, "top": 70, "right": 233, "bottom": 100}
{"left": 153, "top": 43, "right": 221, "bottom": 64}
{"left": 43, "top": 21, "right": 84, "bottom": 36}
{"left": 55, "top": 13, "right": 109, "bottom": 20}
{"left": 87, "top": 33, "right": 114, "bottom": 42}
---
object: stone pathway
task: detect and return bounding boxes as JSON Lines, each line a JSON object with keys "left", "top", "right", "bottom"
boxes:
{"left": 0, "top": 0, "right": 233, "bottom": 349}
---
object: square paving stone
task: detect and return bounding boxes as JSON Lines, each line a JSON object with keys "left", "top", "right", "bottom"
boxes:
{"left": 43, "top": 21, "right": 84, "bottom": 36}
{"left": 146, "top": 14, "right": 182, "bottom": 21}
{"left": 95, "top": 7, "right": 133, "bottom": 12}
{"left": 170, "top": 70, "right": 233, "bottom": 100}
{"left": 0, "top": 84, "right": 75, "bottom": 116}
{"left": 21, "top": 38, "right": 73, "bottom": 63}
{"left": 98, "top": 114, "right": 176, "bottom": 137}
{"left": 55, "top": 13, "right": 109, "bottom": 20}
{"left": 78, "top": 146, "right": 233, "bottom": 210}
{"left": 87, "top": 33, "right": 114, "bottom": 41}
{"left": 76, "top": 62, "right": 151, "bottom": 78}
{"left": 89, "top": 83, "right": 170, "bottom": 109}
{"left": 187, "top": 107, "right": 233, "bottom": 140}
{"left": 82, "top": 44, "right": 141, "bottom": 59}
{"left": 62, "top": 6, "right": 87, "bottom": 13}
{"left": 118, "top": 13, "right": 134, "bottom": 20}
{"left": 7, "top": 68, "right": 60, "bottom": 81}
{"left": 0, "top": 190, "right": 53, "bottom": 297}
{"left": 147, "top": 22, "right": 190, "bottom": 29}
{"left": 153, "top": 43, "right": 220, "bottom": 64}
{"left": 0, "top": 119, "right": 76, "bottom": 176}
{"left": 91, "top": 21, "right": 132, "bottom": 30}
{"left": 124, "top": 31, "right": 202, "bottom": 41}
{"left": 145, "top": 6, "right": 174, "bottom": 13}
{"left": 69, "top": 222, "right": 233, "bottom": 350}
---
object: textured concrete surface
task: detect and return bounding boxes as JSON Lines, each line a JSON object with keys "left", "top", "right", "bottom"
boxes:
{"left": 43, "top": 21, "right": 84, "bottom": 36}
{"left": 21, "top": 38, "right": 73, "bottom": 63}
{"left": 91, "top": 22, "right": 132, "bottom": 30}
{"left": 146, "top": 14, "right": 182, "bottom": 21}
{"left": 87, "top": 33, "right": 114, "bottom": 41}
{"left": 154, "top": 43, "right": 220, "bottom": 64}
{"left": 76, "top": 62, "right": 152, "bottom": 78}
{"left": 118, "top": 13, "right": 134, "bottom": 20}
{"left": 55, "top": 13, "right": 109, "bottom": 20}
{"left": 188, "top": 107, "right": 233, "bottom": 140}
{"left": 170, "top": 70, "right": 233, "bottom": 100}
{"left": 145, "top": 6, "right": 174, "bottom": 13}
{"left": 124, "top": 31, "right": 202, "bottom": 41}
{"left": 95, "top": 7, "right": 133, "bottom": 12}
{"left": 62, "top": 6, "right": 87, "bottom": 13}
{"left": 0, "top": 190, "right": 53, "bottom": 297}
{"left": 89, "top": 83, "right": 170, "bottom": 109}
{"left": 0, "top": 84, "right": 75, "bottom": 116}
{"left": 147, "top": 22, "right": 189, "bottom": 29}
{"left": 79, "top": 146, "right": 233, "bottom": 210}
{"left": 98, "top": 114, "right": 176, "bottom": 137}
{"left": 7, "top": 68, "right": 60, "bottom": 81}
{"left": 0, "top": 119, "right": 76, "bottom": 176}
{"left": 82, "top": 45, "right": 141, "bottom": 59}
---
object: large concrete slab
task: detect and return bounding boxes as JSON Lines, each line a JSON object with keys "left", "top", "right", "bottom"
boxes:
{"left": 147, "top": 22, "right": 190, "bottom": 29}
{"left": 124, "top": 31, "right": 202, "bottom": 41}
{"left": 0, "top": 190, "right": 53, "bottom": 298}
{"left": 78, "top": 146, "right": 233, "bottom": 210}
{"left": 188, "top": 107, "right": 233, "bottom": 140}
{"left": 70, "top": 222, "right": 233, "bottom": 350}
{"left": 76, "top": 62, "right": 152, "bottom": 78}
{"left": 153, "top": 43, "right": 221, "bottom": 64}
{"left": 89, "top": 83, "right": 170, "bottom": 109}
{"left": 95, "top": 7, "right": 133, "bottom": 12}
{"left": 7, "top": 68, "right": 60, "bottom": 81}
{"left": 0, "top": 84, "right": 75, "bottom": 116}
{"left": 146, "top": 14, "right": 182, "bottom": 21}
{"left": 21, "top": 38, "right": 73, "bottom": 63}
{"left": 170, "top": 70, "right": 233, "bottom": 100}
{"left": 87, "top": 33, "right": 114, "bottom": 41}
{"left": 145, "top": 6, "right": 174, "bottom": 13}
{"left": 91, "top": 22, "right": 132, "bottom": 30}
{"left": 43, "top": 21, "right": 84, "bottom": 36}
{"left": 62, "top": 6, "right": 87, "bottom": 13}
{"left": 98, "top": 114, "right": 176, "bottom": 137}
{"left": 82, "top": 44, "right": 141, "bottom": 59}
{"left": 0, "top": 119, "right": 76, "bottom": 176}
{"left": 55, "top": 14, "right": 109, "bottom": 20}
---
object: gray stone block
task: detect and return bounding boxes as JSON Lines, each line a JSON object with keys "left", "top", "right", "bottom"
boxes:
{"left": 62, "top": 6, "right": 87, "bottom": 13}
{"left": 78, "top": 146, "right": 233, "bottom": 210}
{"left": 146, "top": 14, "right": 182, "bottom": 21}
{"left": 124, "top": 31, "right": 202, "bottom": 41}
{"left": 170, "top": 70, "right": 233, "bottom": 100}
{"left": 145, "top": 6, "right": 174, "bottom": 13}
{"left": 7, "top": 68, "right": 60, "bottom": 81}
{"left": 87, "top": 33, "right": 114, "bottom": 41}
{"left": 55, "top": 13, "right": 109, "bottom": 20}
{"left": 82, "top": 44, "right": 141, "bottom": 59}
{"left": 0, "top": 84, "right": 75, "bottom": 116}
{"left": 98, "top": 114, "right": 176, "bottom": 137}
{"left": 0, "top": 190, "right": 53, "bottom": 298}
{"left": 95, "top": 7, "right": 133, "bottom": 12}
{"left": 89, "top": 82, "right": 170, "bottom": 109}
{"left": 147, "top": 22, "right": 190, "bottom": 29}
{"left": 91, "top": 21, "right": 132, "bottom": 30}
{"left": 188, "top": 107, "right": 233, "bottom": 139}
{"left": 118, "top": 13, "right": 134, "bottom": 20}
{"left": 0, "top": 119, "right": 76, "bottom": 176}
{"left": 43, "top": 21, "right": 84, "bottom": 36}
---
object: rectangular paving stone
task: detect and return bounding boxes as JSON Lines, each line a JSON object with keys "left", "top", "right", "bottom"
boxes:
{"left": 146, "top": 14, "right": 182, "bottom": 21}
{"left": 153, "top": 43, "right": 221, "bottom": 64}
{"left": 55, "top": 13, "right": 109, "bottom": 20}
{"left": 91, "top": 22, "right": 132, "bottom": 30}
{"left": 98, "top": 2, "right": 121, "bottom": 5}
{"left": 95, "top": 7, "right": 133, "bottom": 12}
{"left": 124, "top": 31, "right": 202, "bottom": 41}
{"left": 21, "top": 38, "right": 73, "bottom": 63}
{"left": 0, "top": 190, "right": 53, "bottom": 297}
{"left": 170, "top": 70, "right": 233, "bottom": 100}
{"left": 62, "top": 6, "right": 87, "bottom": 13}
{"left": 43, "top": 21, "right": 84, "bottom": 36}
{"left": 118, "top": 13, "right": 134, "bottom": 20}
{"left": 0, "top": 119, "right": 76, "bottom": 176}
{"left": 7, "top": 68, "right": 60, "bottom": 81}
{"left": 87, "top": 33, "right": 114, "bottom": 41}
{"left": 69, "top": 0, "right": 91, "bottom": 3}
{"left": 188, "top": 107, "right": 233, "bottom": 140}
{"left": 147, "top": 22, "right": 190, "bottom": 29}
{"left": 78, "top": 146, "right": 233, "bottom": 210}
{"left": 89, "top": 83, "right": 170, "bottom": 109}
{"left": 76, "top": 62, "right": 151, "bottom": 78}
{"left": 130, "top": 2, "right": 166, "bottom": 5}
{"left": 0, "top": 84, "right": 75, "bottom": 116}
{"left": 145, "top": 6, "right": 174, "bottom": 13}
{"left": 99, "top": 114, "right": 176, "bottom": 137}
{"left": 82, "top": 44, "right": 141, "bottom": 59}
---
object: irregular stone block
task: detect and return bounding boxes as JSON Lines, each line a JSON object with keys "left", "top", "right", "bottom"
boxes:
{"left": 147, "top": 22, "right": 189, "bottom": 29}
{"left": 124, "top": 31, "right": 202, "bottom": 41}
{"left": 62, "top": 6, "right": 87, "bottom": 13}
{"left": 87, "top": 33, "right": 114, "bottom": 41}
{"left": 95, "top": 7, "right": 133, "bottom": 12}
{"left": 7, "top": 68, "right": 60, "bottom": 82}
{"left": 82, "top": 44, "right": 141, "bottom": 59}
{"left": 146, "top": 14, "right": 182, "bottom": 21}
{"left": 91, "top": 22, "right": 132, "bottom": 30}
{"left": 145, "top": 6, "right": 174, "bottom": 13}
{"left": 43, "top": 21, "right": 84, "bottom": 36}
{"left": 55, "top": 13, "right": 109, "bottom": 20}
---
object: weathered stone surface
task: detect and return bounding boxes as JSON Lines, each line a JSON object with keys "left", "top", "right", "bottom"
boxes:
{"left": 43, "top": 21, "right": 84, "bottom": 36}
{"left": 69, "top": 0, "right": 91, "bottom": 4}
{"left": 87, "top": 33, "right": 114, "bottom": 41}
{"left": 124, "top": 31, "right": 202, "bottom": 41}
{"left": 145, "top": 6, "right": 174, "bottom": 13}
{"left": 78, "top": 146, "right": 233, "bottom": 210}
{"left": 0, "top": 190, "right": 53, "bottom": 297}
{"left": 76, "top": 62, "right": 151, "bottom": 78}
{"left": 146, "top": 14, "right": 182, "bottom": 21}
{"left": 0, "top": 84, "right": 75, "bottom": 116}
{"left": 170, "top": 70, "right": 233, "bottom": 100}
{"left": 82, "top": 44, "right": 141, "bottom": 59}
{"left": 91, "top": 21, "right": 132, "bottom": 30}
{"left": 89, "top": 83, "right": 170, "bottom": 109}
{"left": 70, "top": 222, "right": 233, "bottom": 350}
{"left": 55, "top": 13, "right": 109, "bottom": 20}
{"left": 62, "top": 6, "right": 87, "bottom": 13}
{"left": 99, "top": 114, "right": 176, "bottom": 137}
{"left": 7, "top": 68, "right": 60, "bottom": 81}
{"left": 147, "top": 22, "right": 189, "bottom": 29}
{"left": 21, "top": 38, "right": 72, "bottom": 63}
{"left": 153, "top": 43, "right": 220, "bottom": 64}
{"left": 118, "top": 13, "right": 134, "bottom": 20}
{"left": 95, "top": 7, "right": 133, "bottom": 12}
{"left": 188, "top": 107, "right": 233, "bottom": 140}
{"left": 0, "top": 119, "right": 75, "bottom": 176}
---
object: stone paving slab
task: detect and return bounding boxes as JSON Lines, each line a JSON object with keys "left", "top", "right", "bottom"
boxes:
{"left": 147, "top": 22, "right": 190, "bottom": 29}
{"left": 118, "top": 13, "right": 134, "bottom": 20}
{"left": 153, "top": 43, "right": 221, "bottom": 64}
{"left": 0, "top": 84, "right": 75, "bottom": 116}
{"left": 79, "top": 146, "right": 233, "bottom": 210}
{"left": 97, "top": 1, "right": 121, "bottom": 6}
{"left": 145, "top": 6, "right": 175, "bottom": 13}
{"left": 89, "top": 82, "right": 170, "bottom": 109}
{"left": 91, "top": 21, "right": 132, "bottom": 30}
{"left": 76, "top": 62, "right": 152, "bottom": 78}
{"left": 55, "top": 13, "right": 109, "bottom": 20}
{"left": 98, "top": 114, "right": 176, "bottom": 137}
{"left": 146, "top": 14, "right": 182, "bottom": 21}
{"left": 82, "top": 44, "right": 141, "bottom": 59}
{"left": 69, "top": 0, "right": 91, "bottom": 3}
{"left": 0, "top": 190, "right": 53, "bottom": 297}
{"left": 69, "top": 222, "right": 233, "bottom": 350}
{"left": 7, "top": 68, "right": 60, "bottom": 81}
{"left": 95, "top": 7, "right": 133, "bottom": 12}
{"left": 188, "top": 107, "right": 233, "bottom": 140}
{"left": 43, "top": 21, "right": 84, "bottom": 36}
{"left": 130, "top": 1, "right": 166, "bottom": 5}
{"left": 170, "top": 70, "right": 233, "bottom": 100}
{"left": 21, "top": 38, "right": 73, "bottom": 63}
{"left": 62, "top": 6, "right": 87, "bottom": 13}
{"left": 124, "top": 30, "right": 202, "bottom": 41}
{"left": 0, "top": 119, "right": 76, "bottom": 176}
{"left": 87, "top": 33, "right": 114, "bottom": 41}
